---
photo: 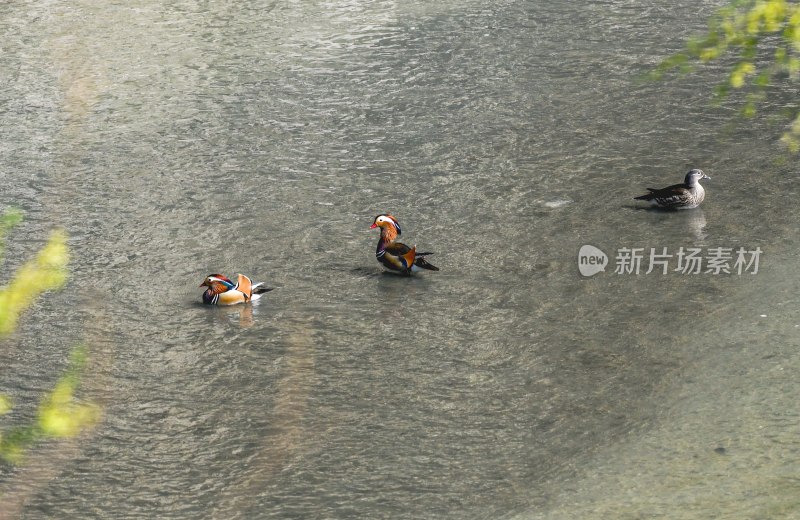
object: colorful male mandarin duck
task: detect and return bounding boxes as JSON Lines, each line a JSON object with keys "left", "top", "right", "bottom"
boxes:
{"left": 634, "top": 169, "right": 710, "bottom": 209}
{"left": 199, "top": 274, "right": 273, "bottom": 305}
{"left": 371, "top": 214, "right": 439, "bottom": 275}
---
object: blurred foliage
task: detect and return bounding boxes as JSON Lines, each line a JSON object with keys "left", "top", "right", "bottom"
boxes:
{"left": 0, "top": 209, "right": 99, "bottom": 464}
{"left": 38, "top": 345, "right": 100, "bottom": 439}
{"left": 651, "top": 0, "right": 800, "bottom": 151}
{"left": 0, "top": 345, "right": 100, "bottom": 464}
{"left": 0, "top": 209, "right": 23, "bottom": 266}
{"left": 0, "top": 395, "right": 11, "bottom": 416}
{"left": 0, "top": 227, "right": 69, "bottom": 335}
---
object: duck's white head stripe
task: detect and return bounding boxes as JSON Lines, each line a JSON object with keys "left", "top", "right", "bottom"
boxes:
{"left": 376, "top": 215, "right": 401, "bottom": 235}
{"left": 208, "top": 276, "right": 235, "bottom": 288}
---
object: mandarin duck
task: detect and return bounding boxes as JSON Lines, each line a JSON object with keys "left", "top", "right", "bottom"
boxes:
{"left": 199, "top": 273, "right": 273, "bottom": 305}
{"left": 370, "top": 214, "right": 439, "bottom": 275}
{"left": 634, "top": 169, "right": 710, "bottom": 209}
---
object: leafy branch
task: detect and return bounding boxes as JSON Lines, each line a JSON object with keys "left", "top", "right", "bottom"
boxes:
{"left": 0, "top": 209, "right": 99, "bottom": 464}
{"left": 652, "top": 0, "right": 800, "bottom": 150}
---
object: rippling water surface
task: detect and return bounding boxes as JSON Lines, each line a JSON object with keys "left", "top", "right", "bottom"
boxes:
{"left": 1, "top": 1, "right": 799, "bottom": 518}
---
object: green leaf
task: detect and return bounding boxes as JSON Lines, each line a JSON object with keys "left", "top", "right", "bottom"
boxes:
{"left": 730, "top": 61, "right": 756, "bottom": 88}
{"left": 0, "top": 394, "right": 11, "bottom": 415}
{"left": 0, "top": 229, "right": 69, "bottom": 335}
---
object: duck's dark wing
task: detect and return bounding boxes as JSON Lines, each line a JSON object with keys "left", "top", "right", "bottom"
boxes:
{"left": 384, "top": 241, "right": 412, "bottom": 255}
{"left": 634, "top": 183, "right": 690, "bottom": 205}
{"left": 378, "top": 240, "right": 412, "bottom": 271}
{"left": 413, "top": 256, "right": 439, "bottom": 271}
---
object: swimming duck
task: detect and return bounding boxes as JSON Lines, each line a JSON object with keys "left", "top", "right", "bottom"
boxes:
{"left": 199, "top": 273, "right": 273, "bottom": 305}
{"left": 634, "top": 169, "right": 710, "bottom": 209}
{"left": 370, "top": 214, "right": 439, "bottom": 275}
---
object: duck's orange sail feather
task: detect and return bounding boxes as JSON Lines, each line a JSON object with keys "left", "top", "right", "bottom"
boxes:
{"left": 235, "top": 274, "right": 253, "bottom": 300}
{"left": 401, "top": 246, "right": 416, "bottom": 270}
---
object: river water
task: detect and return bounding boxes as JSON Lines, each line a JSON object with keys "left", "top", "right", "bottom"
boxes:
{"left": 1, "top": 1, "right": 799, "bottom": 518}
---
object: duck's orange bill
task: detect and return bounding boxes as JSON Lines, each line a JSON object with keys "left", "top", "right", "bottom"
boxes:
{"left": 370, "top": 223, "right": 377, "bottom": 228}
